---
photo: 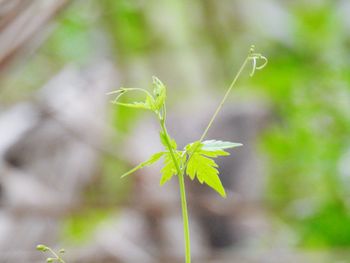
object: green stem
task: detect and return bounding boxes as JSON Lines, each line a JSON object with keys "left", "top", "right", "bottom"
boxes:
{"left": 160, "top": 121, "right": 181, "bottom": 173}
{"left": 155, "top": 47, "right": 261, "bottom": 263}
{"left": 184, "top": 56, "right": 251, "bottom": 167}
{"left": 160, "top": 120, "right": 191, "bottom": 263}
{"left": 178, "top": 170, "right": 191, "bottom": 263}
{"left": 47, "top": 248, "right": 66, "bottom": 263}
{"left": 199, "top": 57, "right": 249, "bottom": 142}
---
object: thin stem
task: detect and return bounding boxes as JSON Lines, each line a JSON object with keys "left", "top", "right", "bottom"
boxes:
{"left": 178, "top": 170, "right": 191, "bottom": 263}
{"left": 169, "top": 55, "right": 250, "bottom": 262}
{"left": 183, "top": 55, "right": 251, "bottom": 169}
{"left": 159, "top": 120, "right": 191, "bottom": 263}
{"left": 47, "top": 248, "right": 66, "bottom": 263}
{"left": 199, "top": 57, "right": 249, "bottom": 142}
{"left": 160, "top": 121, "right": 181, "bottom": 173}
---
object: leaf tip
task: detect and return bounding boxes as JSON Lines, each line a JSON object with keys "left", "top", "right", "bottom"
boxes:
{"left": 221, "top": 191, "right": 227, "bottom": 198}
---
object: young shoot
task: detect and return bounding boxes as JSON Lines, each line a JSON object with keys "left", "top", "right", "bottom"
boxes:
{"left": 34, "top": 46, "right": 266, "bottom": 263}
{"left": 109, "top": 45, "right": 267, "bottom": 263}
{"left": 36, "top": 244, "right": 66, "bottom": 263}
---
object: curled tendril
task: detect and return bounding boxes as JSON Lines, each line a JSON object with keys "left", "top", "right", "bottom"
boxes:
{"left": 106, "top": 88, "right": 152, "bottom": 104}
{"left": 248, "top": 45, "right": 268, "bottom": 77}
{"left": 106, "top": 89, "right": 126, "bottom": 103}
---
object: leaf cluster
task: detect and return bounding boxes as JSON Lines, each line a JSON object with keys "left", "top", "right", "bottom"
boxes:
{"left": 121, "top": 136, "right": 241, "bottom": 197}
{"left": 109, "top": 77, "right": 243, "bottom": 197}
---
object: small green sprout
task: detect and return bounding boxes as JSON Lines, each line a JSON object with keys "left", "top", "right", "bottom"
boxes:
{"left": 36, "top": 244, "right": 66, "bottom": 263}
{"left": 108, "top": 45, "right": 268, "bottom": 263}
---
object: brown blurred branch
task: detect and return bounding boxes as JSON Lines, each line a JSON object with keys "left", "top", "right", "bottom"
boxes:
{"left": 0, "top": 0, "right": 70, "bottom": 73}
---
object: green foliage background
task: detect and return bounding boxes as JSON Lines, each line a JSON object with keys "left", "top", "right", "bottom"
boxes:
{"left": 1, "top": 0, "right": 350, "bottom": 249}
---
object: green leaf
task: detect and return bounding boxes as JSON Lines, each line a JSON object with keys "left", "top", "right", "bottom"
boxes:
{"left": 186, "top": 152, "right": 226, "bottom": 197}
{"left": 145, "top": 94, "right": 156, "bottom": 109}
{"left": 183, "top": 139, "right": 241, "bottom": 197}
{"left": 152, "top": 76, "right": 166, "bottom": 110}
{"left": 184, "top": 141, "right": 201, "bottom": 154}
{"left": 160, "top": 153, "right": 177, "bottom": 185}
{"left": 160, "top": 151, "right": 184, "bottom": 185}
{"left": 113, "top": 101, "right": 149, "bottom": 109}
{"left": 160, "top": 131, "right": 177, "bottom": 150}
{"left": 113, "top": 93, "right": 155, "bottom": 111}
{"left": 201, "top": 140, "right": 242, "bottom": 151}
{"left": 184, "top": 140, "right": 234, "bottom": 158}
{"left": 121, "top": 152, "right": 164, "bottom": 178}
{"left": 200, "top": 150, "right": 230, "bottom": 157}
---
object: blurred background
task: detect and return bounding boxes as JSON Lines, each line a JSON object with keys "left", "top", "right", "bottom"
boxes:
{"left": 0, "top": 0, "right": 350, "bottom": 262}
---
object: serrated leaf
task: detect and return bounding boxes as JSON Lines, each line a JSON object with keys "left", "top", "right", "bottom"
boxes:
{"left": 200, "top": 150, "right": 230, "bottom": 157}
{"left": 186, "top": 152, "right": 226, "bottom": 197}
{"left": 202, "top": 140, "right": 242, "bottom": 151}
{"left": 184, "top": 141, "right": 232, "bottom": 197}
{"left": 186, "top": 154, "right": 218, "bottom": 181}
{"left": 160, "top": 152, "right": 184, "bottom": 185}
{"left": 200, "top": 169, "right": 226, "bottom": 198}
{"left": 184, "top": 141, "right": 201, "bottom": 154}
{"left": 121, "top": 152, "right": 164, "bottom": 178}
{"left": 159, "top": 131, "right": 177, "bottom": 150}
{"left": 184, "top": 141, "right": 231, "bottom": 158}
{"left": 160, "top": 153, "right": 177, "bottom": 185}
